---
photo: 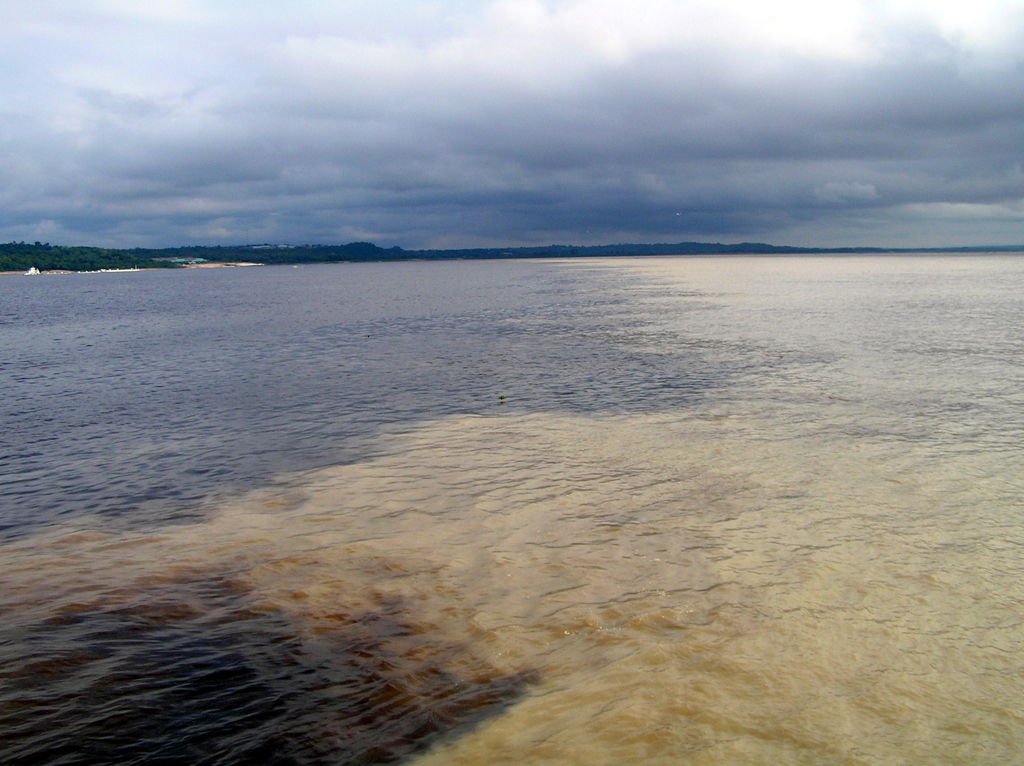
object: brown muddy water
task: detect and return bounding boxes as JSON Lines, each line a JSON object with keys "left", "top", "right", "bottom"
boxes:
{"left": 2, "top": 257, "right": 1023, "bottom": 764}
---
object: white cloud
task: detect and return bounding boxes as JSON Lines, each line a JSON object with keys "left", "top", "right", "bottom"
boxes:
{"left": 903, "top": 199, "right": 1024, "bottom": 219}
{"left": 87, "top": 0, "right": 209, "bottom": 24}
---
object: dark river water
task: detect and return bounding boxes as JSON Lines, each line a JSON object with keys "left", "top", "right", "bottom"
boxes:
{"left": 2, "top": 261, "right": 720, "bottom": 535}
{"left": 2, "top": 257, "right": 1023, "bottom": 765}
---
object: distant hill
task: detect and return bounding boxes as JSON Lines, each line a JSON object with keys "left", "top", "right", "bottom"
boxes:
{"left": 5, "top": 240, "right": 1024, "bottom": 273}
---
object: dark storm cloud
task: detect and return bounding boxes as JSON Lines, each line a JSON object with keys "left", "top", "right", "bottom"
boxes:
{"left": 3, "top": 0, "right": 1024, "bottom": 247}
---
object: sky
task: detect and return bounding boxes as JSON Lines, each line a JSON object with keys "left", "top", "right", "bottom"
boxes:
{"left": 2, "top": 0, "right": 1024, "bottom": 249}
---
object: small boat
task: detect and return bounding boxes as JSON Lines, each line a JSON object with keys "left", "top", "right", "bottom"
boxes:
{"left": 24, "top": 267, "right": 40, "bottom": 275}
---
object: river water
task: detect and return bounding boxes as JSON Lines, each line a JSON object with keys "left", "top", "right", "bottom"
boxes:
{"left": 2, "top": 256, "right": 1023, "bottom": 765}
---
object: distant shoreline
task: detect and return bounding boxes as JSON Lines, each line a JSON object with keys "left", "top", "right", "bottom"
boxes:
{"left": 0, "top": 263, "right": 264, "bottom": 276}
{"left": 4, "top": 240, "right": 1024, "bottom": 274}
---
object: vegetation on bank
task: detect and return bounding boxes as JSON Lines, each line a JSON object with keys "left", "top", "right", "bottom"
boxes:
{"left": 0, "top": 242, "right": 177, "bottom": 272}
{"left": 5, "top": 240, "right": 1024, "bottom": 273}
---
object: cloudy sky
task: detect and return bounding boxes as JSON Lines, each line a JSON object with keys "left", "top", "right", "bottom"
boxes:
{"left": 3, "top": 1, "right": 1024, "bottom": 248}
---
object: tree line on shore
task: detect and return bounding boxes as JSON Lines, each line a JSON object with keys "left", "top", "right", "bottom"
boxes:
{"left": 5, "top": 240, "right": 1023, "bottom": 273}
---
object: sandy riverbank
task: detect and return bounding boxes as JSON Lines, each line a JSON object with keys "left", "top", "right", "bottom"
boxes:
{"left": 183, "top": 261, "right": 263, "bottom": 268}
